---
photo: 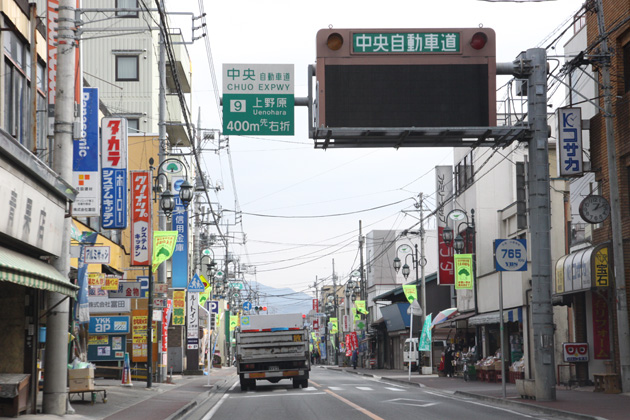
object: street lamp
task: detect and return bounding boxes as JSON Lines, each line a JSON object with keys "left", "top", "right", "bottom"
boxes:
{"left": 145, "top": 156, "right": 194, "bottom": 386}
{"left": 149, "top": 157, "right": 194, "bottom": 217}
{"left": 442, "top": 209, "right": 475, "bottom": 255}
{"left": 441, "top": 208, "right": 479, "bottom": 362}
{"left": 393, "top": 243, "right": 426, "bottom": 379}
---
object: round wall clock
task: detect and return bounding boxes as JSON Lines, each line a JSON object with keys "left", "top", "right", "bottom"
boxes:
{"left": 579, "top": 195, "right": 610, "bottom": 224}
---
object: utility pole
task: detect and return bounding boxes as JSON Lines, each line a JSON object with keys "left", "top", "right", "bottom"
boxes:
{"left": 359, "top": 221, "right": 365, "bottom": 301}
{"left": 45, "top": 0, "right": 75, "bottom": 414}
{"left": 594, "top": 0, "right": 630, "bottom": 391}
{"left": 418, "top": 193, "right": 429, "bottom": 371}
{"left": 152, "top": 0, "right": 168, "bottom": 386}
{"left": 332, "top": 259, "right": 338, "bottom": 366}
{"left": 525, "top": 48, "right": 556, "bottom": 401}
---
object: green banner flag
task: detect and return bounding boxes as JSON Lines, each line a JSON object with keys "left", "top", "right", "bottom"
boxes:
{"left": 352, "top": 308, "right": 360, "bottom": 321}
{"left": 330, "top": 318, "right": 338, "bottom": 334}
{"left": 402, "top": 284, "right": 418, "bottom": 304}
{"left": 152, "top": 231, "right": 178, "bottom": 273}
{"left": 454, "top": 254, "right": 474, "bottom": 290}
{"left": 419, "top": 314, "right": 432, "bottom": 351}
{"left": 198, "top": 289, "right": 210, "bottom": 307}
{"left": 355, "top": 300, "right": 369, "bottom": 314}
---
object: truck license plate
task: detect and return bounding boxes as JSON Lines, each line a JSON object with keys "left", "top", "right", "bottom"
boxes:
{"left": 269, "top": 366, "right": 279, "bottom": 371}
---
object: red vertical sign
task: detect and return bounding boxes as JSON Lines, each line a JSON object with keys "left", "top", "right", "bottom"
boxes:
{"left": 592, "top": 291, "right": 610, "bottom": 359}
{"left": 436, "top": 166, "right": 454, "bottom": 285}
{"left": 313, "top": 299, "right": 319, "bottom": 313}
{"left": 162, "top": 299, "right": 172, "bottom": 353}
{"left": 131, "top": 171, "right": 152, "bottom": 266}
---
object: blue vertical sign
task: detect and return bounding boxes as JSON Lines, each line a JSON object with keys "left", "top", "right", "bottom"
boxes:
{"left": 171, "top": 177, "right": 188, "bottom": 288}
{"left": 101, "top": 118, "right": 128, "bottom": 229}
{"left": 557, "top": 107, "right": 583, "bottom": 177}
{"left": 73, "top": 87, "right": 101, "bottom": 216}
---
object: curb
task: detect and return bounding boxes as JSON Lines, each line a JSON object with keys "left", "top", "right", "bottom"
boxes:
{"left": 454, "top": 391, "right": 603, "bottom": 420}
{"left": 167, "top": 400, "right": 198, "bottom": 420}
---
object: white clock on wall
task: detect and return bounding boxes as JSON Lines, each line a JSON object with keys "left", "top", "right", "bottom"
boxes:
{"left": 579, "top": 195, "right": 611, "bottom": 224}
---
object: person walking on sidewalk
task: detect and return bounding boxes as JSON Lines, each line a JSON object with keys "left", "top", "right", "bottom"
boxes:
{"left": 444, "top": 345, "right": 455, "bottom": 377}
{"left": 351, "top": 349, "right": 358, "bottom": 369}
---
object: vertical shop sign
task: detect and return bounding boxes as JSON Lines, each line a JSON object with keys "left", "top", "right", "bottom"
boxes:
{"left": 172, "top": 291, "right": 186, "bottom": 326}
{"left": 187, "top": 292, "right": 199, "bottom": 349}
{"left": 592, "top": 291, "right": 610, "bottom": 359}
{"left": 171, "top": 199, "right": 188, "bottom": 287}
{"left": 47, "top": 0, "right": 58, "bottom": 134}
{"left": 73, "top": 87, "right": 101, "bottom": 216}
{"left": 557, "top": 107, "right": 583, "bottom": 177}
{"left": 131, "top": 171, "right": 152, "bottom": 266}
{"left": 435, "top": 166, "right": 454, "bottom": 285}
{"left": 594, "top": 247, "right": 609, "bottom": 287}
{"left": 162, "top": 299, "right": 172, "bottom": 352}
{"left": 101, "top": 117, "right": 128, "bottom": 229}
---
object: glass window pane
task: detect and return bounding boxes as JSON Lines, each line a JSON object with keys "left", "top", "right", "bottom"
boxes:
{"left": 116, "top": 56, "right": 138, "bottom": 81}
{"left": 4, "top": 62, "right": 14, "bottom": 133}
{"left": 116, "top": 0, "right": 138, "bottom": 17}
{"left": 127, "top": 118, "right": 139, "bottom": 133}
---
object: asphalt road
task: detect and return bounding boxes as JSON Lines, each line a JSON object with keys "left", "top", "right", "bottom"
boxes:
{"left": 185, "top": 367, "right": 572, "bottom": 420}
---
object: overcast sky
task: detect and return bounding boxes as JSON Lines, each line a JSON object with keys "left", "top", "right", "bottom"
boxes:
{"left": 166, "top": 0, "right": 586, "bottom": 305}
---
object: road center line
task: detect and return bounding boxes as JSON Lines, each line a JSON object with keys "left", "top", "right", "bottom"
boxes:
{"left": 323, "top": 389, "right": 386, "bottom": 420}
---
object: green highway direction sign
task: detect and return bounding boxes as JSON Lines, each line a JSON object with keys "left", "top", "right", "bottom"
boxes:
{"left": 222, "top": 64, "right": 294, "bottom": 136}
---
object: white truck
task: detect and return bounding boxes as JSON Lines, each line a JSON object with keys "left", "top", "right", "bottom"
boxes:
{"left": 235, "top": 313, "right": 310, "bottom": 391}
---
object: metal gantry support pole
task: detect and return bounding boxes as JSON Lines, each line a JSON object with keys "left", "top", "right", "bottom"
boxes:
{"left": 525, "top": 48, "right": 556, "bottom": 401}
{"left": 594, "top": 0, "right": 630, "bottom": 392}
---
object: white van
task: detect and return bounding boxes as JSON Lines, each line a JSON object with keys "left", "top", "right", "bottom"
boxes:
{"left": 403, "top": 338, "right": 420, "bottom": 371}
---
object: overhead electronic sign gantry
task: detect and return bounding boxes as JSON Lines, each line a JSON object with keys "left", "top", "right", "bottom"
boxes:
{"left": 311, "top": 28, "right": 526, "bottom": 149}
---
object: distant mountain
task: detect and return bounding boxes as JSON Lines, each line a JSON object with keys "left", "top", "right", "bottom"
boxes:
{"left": 253, "top": 282, "right": 314, "bottom": 315}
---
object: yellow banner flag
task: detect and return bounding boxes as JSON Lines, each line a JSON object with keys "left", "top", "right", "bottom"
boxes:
{"left": 454, "top": 254, "right": 474, "bottom": 290}
{"left": 200, "top": 274, "right": 210, "bottom": 290}
{"left": 199, "top": 289, "right": 210, "bottom": 307}
{"left": 152, "top": 231, "right": 178, "bottom": 273}
{"left": 402, "top": 284, "right": 417, "bottom": 304}
{"left": 355, "top": 300, "right": 369, "bottom": 314}
{"left": 330, "top": 318, "right": 338, "bottom": 334}
{"left": 229, "top": 316, "right": 239, "bottom": 331}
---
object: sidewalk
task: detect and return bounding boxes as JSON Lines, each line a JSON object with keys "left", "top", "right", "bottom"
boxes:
{"left": 322, "top": 365, "right": 629, "bottom": 420}
{"left": 15, "top": 367, "right": 237, "bottom": 420}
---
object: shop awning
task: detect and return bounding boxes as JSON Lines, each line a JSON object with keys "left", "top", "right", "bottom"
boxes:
{"left": 0, "top": 245, "right": 77, "bottom": 298}
{"left": 468, "top": 307, "right": 524, "bottom": 326}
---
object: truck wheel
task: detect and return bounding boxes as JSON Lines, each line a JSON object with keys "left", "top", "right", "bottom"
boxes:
{"left": 292, "top": 379, "right": 300, "bottom": 389}
{"left": 301, "top": 379, "right": 309, "bottom": 388}
{"left": 240, "top": 378, "right": 248, "bottom": 392}
{"left": 249, "top": 379, "right": 257, "bottom": 390}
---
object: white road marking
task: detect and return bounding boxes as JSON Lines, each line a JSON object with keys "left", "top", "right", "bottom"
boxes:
{"left": 356, "top": 387, "right": 374, "bottom": 391}
{"left": 201, "top": 382, "right": 235, "bottom": 420}
{"left": 385, "top": 387, "right": 405, "bottom": 392}
{"left": 422, "top": 390, "right": 539, "bottom": 418}
{"left": 385, "top": 397, "right": 438, "bottom": 408}
{"left": 237, "top": 392, "right": 327, "bottom": 399}
{"left": 329, "top": 386, "right": 343, "bottom": 391}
